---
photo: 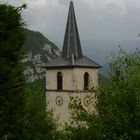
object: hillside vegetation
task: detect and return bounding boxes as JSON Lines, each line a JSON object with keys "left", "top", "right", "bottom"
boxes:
{"left": 22, "top": 28, "right": 60, "bottom": 83}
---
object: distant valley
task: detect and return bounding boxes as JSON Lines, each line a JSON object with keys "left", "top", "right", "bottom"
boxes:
{"left": 83, "top": 40, "right": 140, "bottom": 75}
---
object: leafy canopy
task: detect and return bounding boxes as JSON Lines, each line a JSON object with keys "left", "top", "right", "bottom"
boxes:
{"left": 63, "top": 49, "right": 140, "bottom": 140}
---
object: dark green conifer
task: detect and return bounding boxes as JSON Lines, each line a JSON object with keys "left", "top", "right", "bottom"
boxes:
{"left": 0, "top": 4, "right": 26, "bottom": 139}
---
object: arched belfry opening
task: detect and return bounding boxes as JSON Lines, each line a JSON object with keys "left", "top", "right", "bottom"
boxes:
{"left": 57, "top": 72, "right": 63, "bottom": 90}
{"left": 84, "top": 72, "right": 89, "bottom": 90}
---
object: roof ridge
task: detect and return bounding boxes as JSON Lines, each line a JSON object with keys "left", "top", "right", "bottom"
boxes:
{"left": 71, "top": 54, "right": 75, "bottom": 65}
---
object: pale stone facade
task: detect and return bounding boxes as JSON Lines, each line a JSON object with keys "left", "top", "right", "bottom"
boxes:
{"left": 46, "top": 68, "right": 98, "bottom": 126}
{"left": 46, "top": 68, "right": 98, "bottom": 91}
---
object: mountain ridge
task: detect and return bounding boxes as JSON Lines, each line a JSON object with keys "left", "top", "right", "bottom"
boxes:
{"left": 23, "top": 28, "right": 61, "bottom": 82}
{"left": 23, "top": 29, "right": 140, "bottom": 82}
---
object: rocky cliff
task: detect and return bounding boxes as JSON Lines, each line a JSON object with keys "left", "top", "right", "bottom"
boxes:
{"left": 22, "top": 29, "right": 60, "bottom": 82}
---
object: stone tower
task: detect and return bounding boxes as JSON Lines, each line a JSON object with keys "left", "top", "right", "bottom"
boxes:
{"left": 44, "top": 1, "right": 101, "bottom": 126}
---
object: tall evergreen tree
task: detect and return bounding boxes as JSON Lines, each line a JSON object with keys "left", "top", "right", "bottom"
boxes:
{"left": 0, "top": 4, "right": 58, "bottom": 140}
{"left": 0, "top": 4, "right": 26, "bottom": 139}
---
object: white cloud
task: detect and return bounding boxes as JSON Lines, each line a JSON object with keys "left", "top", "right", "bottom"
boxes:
{"left": 126, "top": 0, "right": 140, "bottom": 9}
{"left": 27, "top": 0, "right": 48, "bottom": 8}
{"left": 82, "top": 0, "right": 127, "bottom": 17}
{"left": 82, "top": 0, "right": 125, "bottom": 9}
{"left": 2, "top": 0, "right": 140, "bottom": 41}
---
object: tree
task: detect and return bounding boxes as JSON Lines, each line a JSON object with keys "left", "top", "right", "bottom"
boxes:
{"left": 97, "top": 49, "right": 140, "bottom": 140}
{"left": 24, "top": 81, "right": 57, "bottom": 140}
{"left": 64, "top": 49, "right": 140, "bottom": 140}
{"left": 0, "top": 4, "right": 58, "bottom": 140}
{"left": 0, "top": 4, "right": 27, "bottom": 139}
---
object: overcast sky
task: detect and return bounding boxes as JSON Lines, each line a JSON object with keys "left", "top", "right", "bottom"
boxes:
{"left": 2, "top": 0, "right": 140, "bottom": 43}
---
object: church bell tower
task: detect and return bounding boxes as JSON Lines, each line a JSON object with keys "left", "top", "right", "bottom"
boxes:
{"left": 44, "top": 1, "right": 101, "bottom": 126}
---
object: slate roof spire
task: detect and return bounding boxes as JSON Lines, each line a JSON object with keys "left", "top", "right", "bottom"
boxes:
{"left": 44, "top": 1, "right": 101, "bottom": 69}
{"left": 62, "top": 1, "right": 83, "bottom": 58}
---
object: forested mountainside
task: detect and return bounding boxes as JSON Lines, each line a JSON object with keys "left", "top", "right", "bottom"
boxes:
{"left": 22, "top": 29, "right": 60, "bottom": 82}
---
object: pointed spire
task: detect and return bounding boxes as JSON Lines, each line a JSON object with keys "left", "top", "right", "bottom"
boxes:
{"left": 62, "top": 1, "right": 83, "bottom": 58}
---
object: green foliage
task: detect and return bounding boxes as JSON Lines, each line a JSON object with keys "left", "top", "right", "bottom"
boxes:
{"left": 0, "top": 4, "right": 58, "bottom": 140}
{"left": 64, "top": 49, "right": 140, "bottom": 140}
{"left": 97, "top": 49, "right": 140, "bottom": 140}
{"left": 23, "top": 28, "right": 58, "bottom": 55}
{"left": 0, "top": 4, "right": 27, "bottom": 139}
{"left": 24, "top": 81, "right": 57, "bottom": 140}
